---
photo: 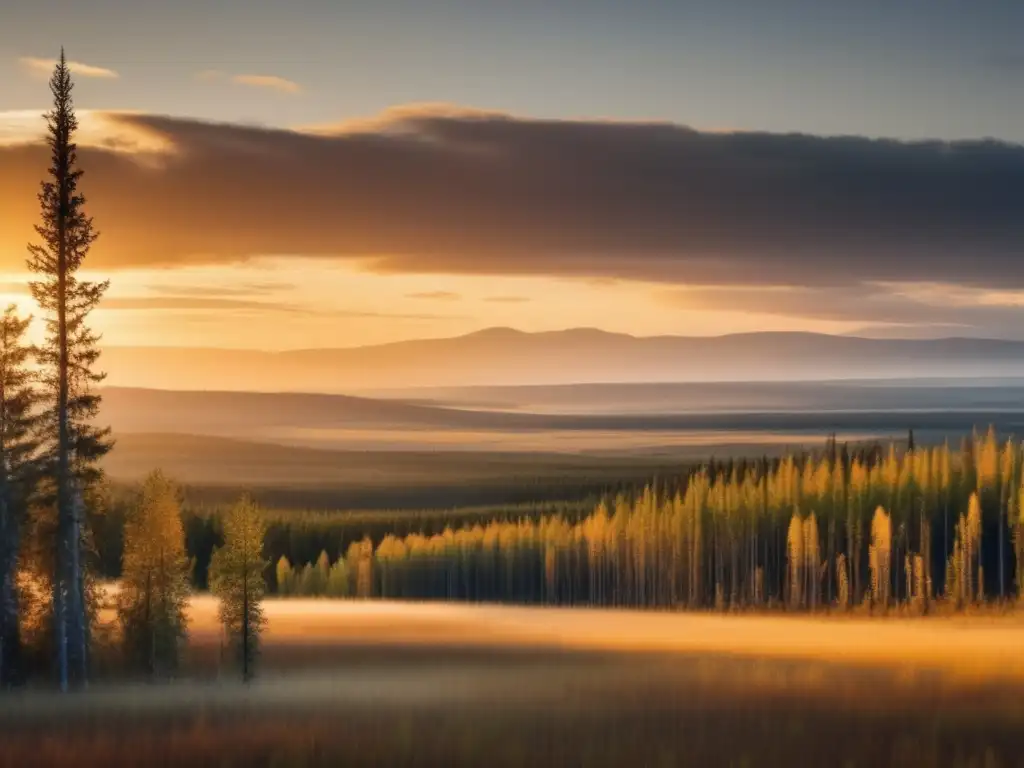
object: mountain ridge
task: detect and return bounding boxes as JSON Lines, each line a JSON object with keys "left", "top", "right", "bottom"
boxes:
{"left": 99, "top": 328, "right": 1024, "bottom": 392}
{"left": 103, "top": 327, "right": 1024, "bottom": 355}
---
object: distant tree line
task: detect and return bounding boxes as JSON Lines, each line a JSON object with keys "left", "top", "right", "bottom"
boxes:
{"left": 267, "top": 430, "right": 1024, "bottom": 612}
{"left": 90, "top": 499, "right": 594, "bottom": 590}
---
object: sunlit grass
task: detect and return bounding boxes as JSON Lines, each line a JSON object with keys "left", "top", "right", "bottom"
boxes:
{"left": 4, "top": 599, "right": 1024, "bottom": 767}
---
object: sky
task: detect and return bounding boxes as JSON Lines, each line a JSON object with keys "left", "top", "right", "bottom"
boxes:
{"left": 3, "top": 0, "right": 1024, "bottom": 349}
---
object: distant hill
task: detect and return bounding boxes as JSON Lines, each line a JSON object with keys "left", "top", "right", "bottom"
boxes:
{"left": 101, "top": 329, "right": 1024, "bottom": 392}
{"left": 99, "top": 386, "right": 1024, "bottom": 454}
{"left": 372, "top": 379, "right": 1024, "bottom": 415}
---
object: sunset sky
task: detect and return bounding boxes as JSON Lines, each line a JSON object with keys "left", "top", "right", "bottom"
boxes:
{"left": 4, "top": 1, "right": 1024, "bottom": 349}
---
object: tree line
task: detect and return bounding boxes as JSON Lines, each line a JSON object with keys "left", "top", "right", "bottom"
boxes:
{"left": 271, "top": 431, "right": 1024, "bottom": 612}
{"left": 0, "top": 51, "right": 110, "bottom": 690}
{"left": 1, "top": 53, "right": 271, "bottom": 687}
{"left": 89, "top": 498, "right": 594, "bottom": 590}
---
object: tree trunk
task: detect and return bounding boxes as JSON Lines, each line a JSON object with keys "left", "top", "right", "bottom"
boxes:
{"left": 55, "top": 85, "right": 83, "bottom": 691}
{"left": 242, "top": 546, "right": 250, "bottom": 681}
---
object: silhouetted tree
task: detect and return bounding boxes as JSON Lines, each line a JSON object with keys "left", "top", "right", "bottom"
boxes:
{"left": 0, "top": 306, "right": 39, "bottom": 686}
{"left": 26, "top": 50, "right": 111, "bottom": 690}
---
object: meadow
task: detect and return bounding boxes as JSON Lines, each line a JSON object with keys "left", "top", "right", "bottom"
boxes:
{"left": 3, "top": 598, "right": 1024, "bottom": 767}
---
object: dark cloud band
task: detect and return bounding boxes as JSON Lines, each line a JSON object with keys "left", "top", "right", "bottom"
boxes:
{"left": 2, "top": 107, "right": 1023, "bottom": 288}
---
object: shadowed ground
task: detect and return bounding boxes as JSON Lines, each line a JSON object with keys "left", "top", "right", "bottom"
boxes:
{"left": 2, "top": 600, "right": 1023, "bottom": 767}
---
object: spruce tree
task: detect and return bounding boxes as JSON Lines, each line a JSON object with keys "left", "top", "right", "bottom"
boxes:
{"left": 0, "top": 306, "right": 40, "bottom": 687}
{"left": 117, "top": 471, "right": 190, "bottom": 679}
{"left": 26, "top": 50, "right": 111, "bottom": 691}
{"left": 209, "top": 496, "right": 267, "bottom": 681}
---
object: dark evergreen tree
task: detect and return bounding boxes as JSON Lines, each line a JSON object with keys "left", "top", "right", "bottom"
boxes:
{"left": 26, "top": 50, "right": 112, "bottom": 690}
{"left": 0, "top": 306, "right": 40, "bottom": 687}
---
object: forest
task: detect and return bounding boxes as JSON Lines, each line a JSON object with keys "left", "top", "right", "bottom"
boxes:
{"left": 252, "top": 430, "right": 1024, "bottom": 612}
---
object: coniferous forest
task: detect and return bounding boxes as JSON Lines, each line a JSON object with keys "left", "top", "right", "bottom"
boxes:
{"left": 270, "top": 431, "right": 1024, "bottom": 612}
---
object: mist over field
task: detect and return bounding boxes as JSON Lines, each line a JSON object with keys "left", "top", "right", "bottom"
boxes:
{"left": 181, "top": 597, "right": 1024, "bottom": 678}
{"left": 6, "top": 598, "right": 1023, "bottom": 766}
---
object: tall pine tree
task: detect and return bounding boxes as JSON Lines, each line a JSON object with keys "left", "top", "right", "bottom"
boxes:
{"left": 0, "top": 306, "right": 40, "bottom": 687}
{"left": 26, "top": 50, "right": 111, "bottom": 691}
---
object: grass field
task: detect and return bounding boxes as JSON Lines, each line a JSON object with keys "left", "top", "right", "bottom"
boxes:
{"left": 3, "top": 600, "right": 1024, "bottom": 767}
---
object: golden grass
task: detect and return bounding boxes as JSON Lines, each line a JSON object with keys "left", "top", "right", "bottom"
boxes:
{"left": 6, "top": 599, "right": 1024, "bottom": 767}
{"left": 175, "top": 597, "right": 1024, "bottom": 680}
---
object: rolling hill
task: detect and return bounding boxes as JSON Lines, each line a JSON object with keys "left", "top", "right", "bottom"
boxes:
{"left": 100, "top": 329, "right": 1024, "bottom": 393}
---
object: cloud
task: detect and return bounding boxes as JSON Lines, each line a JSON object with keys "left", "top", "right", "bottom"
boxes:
{"left": 18, "top": 56, "right": 118, "bottom": 79}
{"left": 197, "top": 70, "right": 301, "bottom": 94}
{"left": 300, "top": 103, "right": 505, "bottom": 136}
{"left": 484, "top": 296, "right": 531, "bottom": 303}
{"left": 100, "top": 294, "right": 463, "bottom": 321}
{"left": 231, "top": 74, "right": 302, "bottom": 94}
{"left": 406, "top": 290, "right": 461, "bottom": 301}
{"left": 662, "top": 283, "right": 1024, "bottom": 336}
{"left": 0, "top": 109, "right": 172, "bottom": 154}
{"left": 146, "top": 281, "right": 295, "bottom": 297}
{"left": 5, "top": 106, "right": 1024, "bottom": 292}
{"left": 331, "top": 310, "right": 466, "bottom": 320}
{"left": 101, "top": 296, "right": 306, "bottom": 313}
